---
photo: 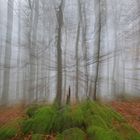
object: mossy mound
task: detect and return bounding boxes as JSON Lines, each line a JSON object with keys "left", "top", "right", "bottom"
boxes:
{"left": 56, "top": 128, "right": 86, "bottom": 140}
{"left": 87, "top": 126, "right": 123, "bottom": 140}
{"left": 20, "top": 101, "right": 140, "bottom": 140}
{"left": 22, "top": 106, "right": 58, "bottom": 134}
{"left": 0, "top": 126, "right": 17, "bottom": 140}
{"left": 31, "top": 134, "right": 44, "bottom": 140}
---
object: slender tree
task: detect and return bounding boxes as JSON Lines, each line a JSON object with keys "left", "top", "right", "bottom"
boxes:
{"left": 1, "top": 0, "right": 14, "bottom": 105}
{"left": 33, "top": 0, "right": 39, "bottom": 101}
{"left": 16, "top": 0, "right": 21, "bottom": 99}
{"left": 93, "top": 0, "right": 101, "bottom": 100}
{"left": 55, "top": 0, "right": 64, "bottom": 106}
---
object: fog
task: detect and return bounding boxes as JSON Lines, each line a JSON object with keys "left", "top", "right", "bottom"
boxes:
{"left": 0, "top": 0, "right": 140, "bottom": 105}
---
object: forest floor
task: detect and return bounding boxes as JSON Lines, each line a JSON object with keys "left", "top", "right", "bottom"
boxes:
{"left": 0, "top": 104, "right": 25, "bottom": 126}
{"left": 0, "top": 100, "right": 139, "bottom": 140}
{"left": 0, "top": 101, "right": 140, "bottom": 132}
{"left": 111, "top": 100, "right": 140, "bottom": 133}
{"left": 0, "top": 101, "right": 139, "bottom": 132}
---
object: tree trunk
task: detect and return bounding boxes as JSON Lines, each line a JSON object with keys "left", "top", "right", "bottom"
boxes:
{"left": 1, "top": 0, "right": 14, "bottom": 105}
{"left": 93, "top": 0, "right": 101, "bottom": 101}
{"left": 55, "top": 0, "right": 64, "bottom": 106}
{"left": 16, "top": 0, "right": 21, "bottom": 100}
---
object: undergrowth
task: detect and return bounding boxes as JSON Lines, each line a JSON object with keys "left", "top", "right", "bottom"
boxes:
{"left": 0, "top": 126, "right": 17, "bottom": 140}
{"left": 0, "top": 101, "right": 140, "bottom": 140}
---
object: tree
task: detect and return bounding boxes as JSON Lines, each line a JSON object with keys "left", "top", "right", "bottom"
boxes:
{"left": 1, "top": 0, "right": 14, "bottom": 105}
{"left": 16, "top": 0, "right": 21, "bottom": 99}
{"left": 33, "top": 0, "right": 39, "bottom": 101}
{"left": 55, "top": 0, "right": 64, "bottom": 106}
{"left": 93, "top": 0, "right": 101, "bottom": 100}
{"left": 27, "top": 0, "right": 39, "bottom": 103}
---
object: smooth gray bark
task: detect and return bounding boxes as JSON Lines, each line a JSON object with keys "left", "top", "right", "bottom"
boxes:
{"left": 93, "top": 0, "right": 101, "bottom": 100}
{"left": 16, "top": 0, "right": 21, "bottom": 99}
{"left": 55, "top": 0, "right": 64, "bottom": 106}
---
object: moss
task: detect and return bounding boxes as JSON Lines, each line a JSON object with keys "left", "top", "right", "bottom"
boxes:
{"left": 116, "top": 123, "right": 140, "bottom": 140}
{"left": 21, "top": 101, "right": 140, "bottom": 140}
{"left": 130, "top": 134, "right": 140, "bottom": 140}
{"left": 31, "top": 134, "right": 44, "bottom": 140}
{"left": 51, "top": 107, "right": 73, "bottom": 132}
{"left": 69, "top": 105, "right": 86, "bottom": 128}
{"left": 26, "top": 104, "right": 41, "bottom": 118}
{"left": 22, "top": 105, "right": 83, "bottom": 134}
{"left": 56, "top": 128, "right": 86, "bottom": 140}
{"left": 0, "top": 127, "right": 17, "bottom": 140}
{"left": 22, "top": 106, "right": 57, "bottom": 134}
{"left": 21, "top": 119, "right": 34, "bottom": 134}
{"left": 87, "top": 126, "right": 123, "bottom": 140}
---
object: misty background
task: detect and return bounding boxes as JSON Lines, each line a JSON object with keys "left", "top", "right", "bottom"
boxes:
{"left": 0, "top": 0, "right": 140, "bottom": 105}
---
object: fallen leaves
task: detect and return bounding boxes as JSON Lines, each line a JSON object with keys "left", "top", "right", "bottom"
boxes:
{"left": 111, "top": 101, "right": 140, "bottom": 133}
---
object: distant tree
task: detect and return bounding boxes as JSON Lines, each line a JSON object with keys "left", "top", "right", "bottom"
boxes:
{"left": 16, "top": 0, "right": 21, "bottom": 99}
{"left": 55, "top": 0, "right": 64, "bottom": 106}
{"left": 93, "top": 0, "right": 101, "bottom": 100}
{"left": 1, "top": 0, "right": 14, "bottom": 105}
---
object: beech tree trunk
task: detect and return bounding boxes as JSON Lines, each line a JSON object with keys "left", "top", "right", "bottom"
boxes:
{"left": 1, "top": 0, "right": 14, "bottom": 105}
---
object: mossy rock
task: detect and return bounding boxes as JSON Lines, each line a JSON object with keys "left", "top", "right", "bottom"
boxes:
{"left": 56, "top": 128, "right": 86, "bottom": 140}
{"left": 51, "top": 107, "right": 73, "bottom": 132}
{"left": 31, "top": 134, "right": 44, "bottom": 140}
{"left": 87, "top": 126, "right": 123, "bottom": 140}
{"left": 90, "top": 115, "right": 108, "bottom": 129}
{"left": 21, "top": 101, "right": 140, "bottom": 140}
{"left": 21, "top": 119, "right": 34, "bottom": 134}
{"left": 26, "top": 104, "right": 41, "bottom": 118}
{"left": 0, "top": 127, "right": 17, "bottom": 140}
{"left": 22, "top": 106, "right": 58, "bottom": 134}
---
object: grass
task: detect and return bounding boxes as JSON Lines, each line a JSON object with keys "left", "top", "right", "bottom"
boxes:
{"left": 0, "top": 101, "right": 140, "bottom": 140}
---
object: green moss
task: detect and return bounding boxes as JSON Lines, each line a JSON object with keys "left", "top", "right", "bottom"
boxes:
{"left": 22, "top": 106, "right": 57, "bottom": 134}
{"left": 0, "top": 127, "right": 17, "bottom": 140}
{"left": 56, "top": 128, "right": 86, "bottom": 140}
{"left": 51, "top": 107, "right": 73, "bottom": 132}
{"left": 87, "top": 126, "right": 123, "bottom": 140}
{"left": 90, "top": 115, "right": 108, "bottom": 129}
{"left": 69, "top": 105, "right": 86, "bottom": 128}
{"left": 56, "top": 134, "right": 64, "bottom": 140}
{"left": 22, "top": 105, "right": 84, "bottom": 134}
{"left": 31, "top": 134, "right": 44, "bottom": 140}
{"left": 21, "top": 101, "right": 140, "bottom": 140}
{"left": 26, "top": 104, "right": 41, "bottom": 118}
{"left": 21, "top": 119, "right": 34, "bottom": 134}
{"left": 116, "top": 123, "right": 140, "bottom": 140}
{"left": 130, "top": 134, "right": 140, "bottom": 140}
